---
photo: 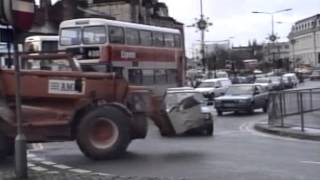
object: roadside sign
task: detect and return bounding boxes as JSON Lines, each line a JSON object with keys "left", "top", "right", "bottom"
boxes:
{"left": 0, "top": 0, "right": 35, "bottom": 31}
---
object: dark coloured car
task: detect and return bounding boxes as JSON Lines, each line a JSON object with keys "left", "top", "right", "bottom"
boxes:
{"left": 215, "top": 84, "right": 269, "bottom": 116}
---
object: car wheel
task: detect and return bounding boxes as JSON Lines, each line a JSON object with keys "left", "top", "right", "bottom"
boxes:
{"left": 203, "top": 123, "right": 214, "bottom": 136}
{"left": 76, "top": 106, "right": 131, "bottom": 160}
{"left": 247, "top": 109, "right": 254, "bottom": 115}
{"left": 217, "top": 109, "right": 223, "bottom": 116}
{"left": 263, "top": 105, "right": 268, "bottom": 113}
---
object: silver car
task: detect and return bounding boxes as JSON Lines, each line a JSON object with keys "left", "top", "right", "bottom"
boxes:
{"left": 164, "top": 88, "right": 214, "bottom": 136}
{"left": 215, "top": 84, "right": 269, "bottom": 116}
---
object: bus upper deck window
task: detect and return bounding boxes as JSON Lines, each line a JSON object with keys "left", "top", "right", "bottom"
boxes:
{"left": 153, "top": 32, "right": 164, "bottom": 47}
{"left": 60, "top": 28, "right": 81, "bottom": 46}
{"left": 83, "top": 26, "right": 106, "bottom": 44}
{"left": 164, "top": 34, "right": 175, "bottom": 48}
{"left": 140, "top": 30, "right": 152, "bottom": 46}
{"left": 109, "top": 26, "right": 124, "bottom": 44}
{"left": 125, "top": 28, "right": 139, "bottom": 45}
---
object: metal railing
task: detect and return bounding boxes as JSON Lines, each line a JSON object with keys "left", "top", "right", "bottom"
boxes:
{"left": 268, "top": 88, "right": 320, "bottom": 132}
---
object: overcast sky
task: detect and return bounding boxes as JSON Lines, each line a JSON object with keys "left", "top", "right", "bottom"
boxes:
{"left": 159, "top": 0, "right": 320, "bottom": 55}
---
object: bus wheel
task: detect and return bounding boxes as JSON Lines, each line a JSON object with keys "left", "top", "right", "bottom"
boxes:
{"left": 76, "top": 106, "right": 131, "bottom": 160}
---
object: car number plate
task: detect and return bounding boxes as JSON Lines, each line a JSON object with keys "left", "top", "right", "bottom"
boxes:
{"left": 224, "top": 103, "right": 235, "bottom": 107}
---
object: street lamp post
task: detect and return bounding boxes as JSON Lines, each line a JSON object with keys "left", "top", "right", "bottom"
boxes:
{"left": 252, "top": 9, "right": 292, "bottom": 69}
{"left": 187, "top": 0, "right": 212, "bottom": 72}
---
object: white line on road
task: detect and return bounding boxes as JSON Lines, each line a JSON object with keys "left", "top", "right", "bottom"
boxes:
{"left": 239, "top": 121, "right": 320, "bottom": 144}
{"left": 301, "top": 161, "right": 320, "bottom": 165}
{"left": 70, "top": 169, "right": 92, "bottom": 174}
{"left": 31, "top": 157, "right": 45, "bottom": 161}
{"left": 27, "top": 163, "right": 35, "bottom": 167}
{"left": 30, "top": 166, "right": 48, "bottom": 172}
{"left": 40, "top": 161, "right": 56, "bottom": 165}
{"left": 53, "top": 164, "right": 72, "bottom": 170}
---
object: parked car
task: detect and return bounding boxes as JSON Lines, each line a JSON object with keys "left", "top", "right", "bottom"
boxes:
{"left": 282, "top": 73, "right": 299, "bottom": 88}
{"left": 230, "top": 76, "right": 250, "bottom": 84}
{"left": 269, "top": 76, "right": 285, "bottom": 90}
{"left": 254, "top": 77, "right": 272, "bottom": 90}
{"left": 310, "top": 70, "right": 320, "bottom": 80}
{"left": 215, "top": 84, "right": 269, "bottom": 116}
{"left": 195, "top": 78, "right": 232, "bottom": 103}
{"left": 164, "top": 88, "right": 214, "bottom": 136}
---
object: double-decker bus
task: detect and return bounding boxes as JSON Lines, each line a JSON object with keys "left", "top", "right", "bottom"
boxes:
{"left": 58, "top": 18, "right": 185, "bottom": 94}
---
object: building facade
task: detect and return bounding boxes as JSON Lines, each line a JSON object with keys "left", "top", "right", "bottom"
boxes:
{"left": 288, "top": 14, "right": 320, "bottom": 67}
{"left": 263, "top": 42, "right": 290, "bottom": 69}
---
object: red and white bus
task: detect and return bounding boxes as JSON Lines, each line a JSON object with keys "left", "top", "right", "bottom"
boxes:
{"left": 59, "top": 18, "right": 185, "bottom": 94}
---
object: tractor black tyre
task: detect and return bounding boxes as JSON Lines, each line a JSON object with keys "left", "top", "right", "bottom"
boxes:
{"left": 204, "top": 123, "right": 214, "bottom": 136}
{"left": 76, "top": 106, "right": 131, "bottom": 160}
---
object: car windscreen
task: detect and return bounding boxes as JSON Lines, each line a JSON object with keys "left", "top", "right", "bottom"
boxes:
{"left": 60, "top": 28, "right": 81, "bottom": 46}
{"left": 225, "top": 86, "right": 254, "bottom": 95}
{"left": 198, "top": 81, "right": 216, "bottom": 88}
{"left": 165, "top": 92, "right": 203, "bottom": 110}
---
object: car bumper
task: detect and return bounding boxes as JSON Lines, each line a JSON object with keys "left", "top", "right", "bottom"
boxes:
{"left": 215, "top": 104, "right": 251, "bottom": 112}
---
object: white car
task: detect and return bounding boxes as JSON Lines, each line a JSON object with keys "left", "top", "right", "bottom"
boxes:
{"left": 282, "top": 73, "right": 299, "bottom": 88}
{"left": 254, "top": 77, "right": 272, "bottom": 90}
{"left": 195, "top": 78, "right": 232, "bottom": 102}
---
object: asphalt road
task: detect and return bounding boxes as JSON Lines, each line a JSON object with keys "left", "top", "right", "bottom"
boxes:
{"left": 1, "top": 81, "right": 320, "bottom": 180}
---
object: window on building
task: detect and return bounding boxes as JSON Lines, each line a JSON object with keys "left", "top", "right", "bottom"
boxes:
{"left": 164, "top": 33, "right": 175, "bottom": 47}
{"left": 152, "top": 32, "right": 164, "bottom": 47}
{"left": 83, "top": 26, "right": 106, "bottom": 44}
{"left": 140, "top": 30, "right": 152, "bottom": 46}
{"left": 125, "top": 28, "right": 140, "bottom": 45}
{"left": 109, "top": 26, "right": 124, "bottom": 44}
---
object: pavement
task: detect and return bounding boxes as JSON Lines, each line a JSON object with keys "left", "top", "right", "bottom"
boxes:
{"left": 254, "top": 122, "right": 320, "bottom": 141}
{"left": 0, "top": 168, "right": 186, "bottom": 180}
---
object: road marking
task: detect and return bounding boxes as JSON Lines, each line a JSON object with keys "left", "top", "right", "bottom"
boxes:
{"left": 240, "top": 121, "right": 320, "bottom": 144}
{"left": 301, "top": 161, "right": 320, "bottom": 165}
{"left": 27, "top": 154, "right": 36, "bottom": 158}
{"left": 27, "top": 163, "right": 35, "bottom": 167}
{"left": 47, "top": 171, "right": 60, "bottom": 174}
{"left": 40, "top": 161, "right": 56, "bottom": 165}
{"left": 31, "top": 157, "right": 45, "bottom": 161}
{"left": 53, "top": 164, "right": 72, "bottom": 170}
{"left": 93, "top": 172, "right": 113, "bottom": 177}
{"left": 70, "top": 169, "right": 92, "bottom": 174}
{"left": 30, "top": 166, "right": 48, "bottom": 172}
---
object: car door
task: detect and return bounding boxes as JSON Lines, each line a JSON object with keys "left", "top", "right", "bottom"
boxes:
{"left": 254, "top": 85, "right": 267, "bottom": 108}
{"left": 167, "top": 94, "right": 202, "bottom": 134}
{"left": 214, "top": 81, "right": 224, "bottom": 96}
